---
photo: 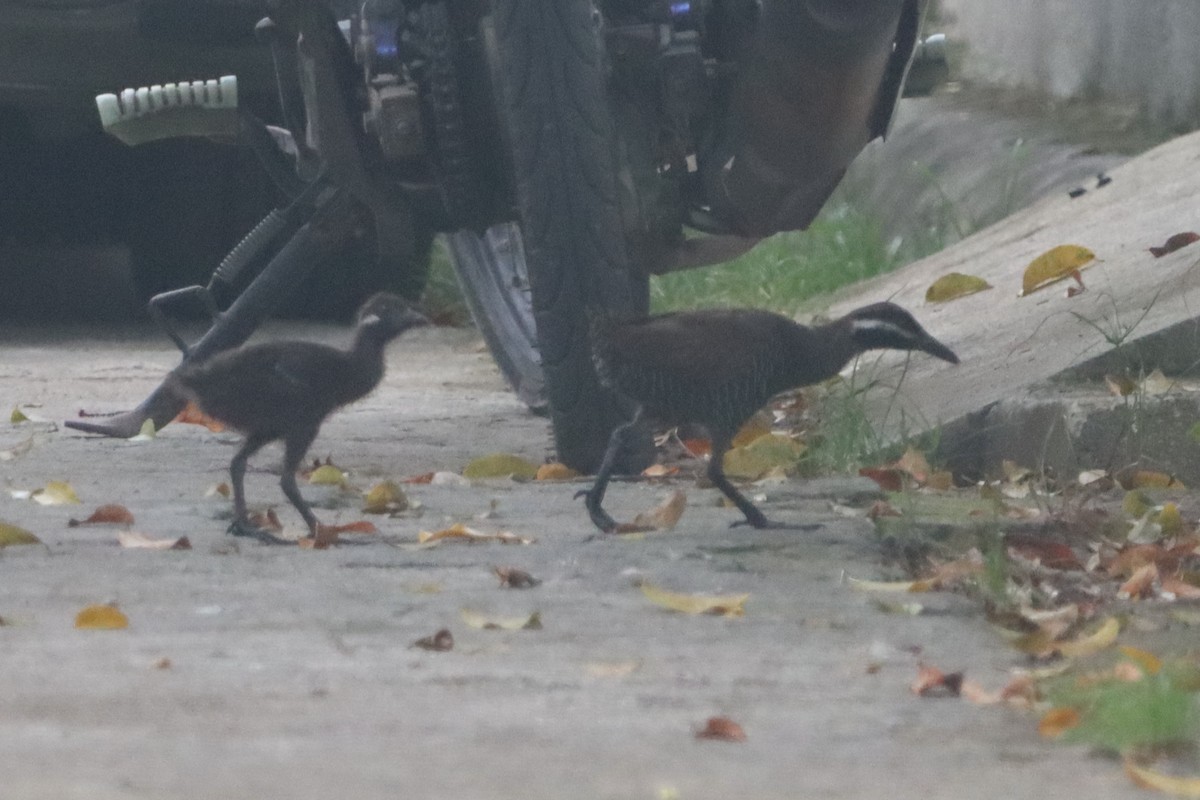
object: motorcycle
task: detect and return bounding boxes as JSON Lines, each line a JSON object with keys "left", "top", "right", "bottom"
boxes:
{"left": 67, "top": 0, "right": 938, "bottom": 473}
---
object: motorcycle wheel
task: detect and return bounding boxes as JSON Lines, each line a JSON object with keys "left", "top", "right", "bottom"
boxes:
{"left": 450, "top": 0, "right": 650, "bottom": 473}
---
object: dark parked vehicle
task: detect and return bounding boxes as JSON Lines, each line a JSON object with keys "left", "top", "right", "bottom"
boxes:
{"left": 15, "top": 0, "right": 938, "bottom": 472}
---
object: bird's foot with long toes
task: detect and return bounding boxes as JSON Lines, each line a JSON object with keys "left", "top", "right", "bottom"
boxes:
{"left": 227, "top": 518, "right": 293, "bottom": 545}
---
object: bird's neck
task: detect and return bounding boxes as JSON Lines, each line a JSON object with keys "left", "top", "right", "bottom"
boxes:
{"left": 345, "top": 327, "right": 392, "bottom": 390}
{"left": 770, "top": 319, "right": 861, "bottom": 392}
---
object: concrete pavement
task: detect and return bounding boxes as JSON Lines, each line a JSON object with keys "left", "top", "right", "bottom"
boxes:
{"left": 0, "top": 318, "right": 1144, "bottom": 799}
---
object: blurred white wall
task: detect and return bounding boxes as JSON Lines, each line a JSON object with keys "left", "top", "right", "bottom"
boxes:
{"left": 939, "top": 0, "right": 1200, "bottom": 129}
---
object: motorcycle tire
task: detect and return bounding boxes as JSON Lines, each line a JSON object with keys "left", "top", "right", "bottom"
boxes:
{"left": 451, "top": 0, "right": 650, "bottom": 473}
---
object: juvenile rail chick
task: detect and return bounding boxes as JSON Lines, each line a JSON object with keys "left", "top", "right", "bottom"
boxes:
{"left": 169, "top": 293, "right": 428, "bottom": 543}
{"left": 581, "top": 302, "right": 959, "bottom": 532}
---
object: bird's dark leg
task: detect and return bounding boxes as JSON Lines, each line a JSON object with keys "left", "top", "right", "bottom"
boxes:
{"left": 706, "top": 434, "right": 771, "bottom": 529}
{"left": 228, "top": 433, "right": 291, "bottom": 544}
{"left": 280, "top": 424, "right": 322, "bottom": 539}
{"left": 576, "top": 407, "right": 644, "bottom": 533}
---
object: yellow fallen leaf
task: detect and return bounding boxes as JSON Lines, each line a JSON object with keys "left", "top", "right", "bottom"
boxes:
{"left": 895, "top": 446, "right": 932, "bottom": 483}
{"left": 1119, "top": 646, "right": 1163, "bottom": 676}
{"left": 462, "top": 453, "right": 539, "bottom": 480}
{"left": 1124, "top": 758, "right": 1200, "bottom": 798}
{"left": 0, "top": 521, "right": 41, "bottom": 547}
{"left": 459, "top": 608, "right": 542, "bottom": 630}
{"left": 846, "top": 576, "right": 920, "bottom": 593}
{"left": 639, "top": 581, "right": 748, "bottom": 617}
{"left": 308, "top": 464, "right": 350, "bottom": 488}
{"left": 74, "top": 604, "right": 129, "bottom": 630}
{"left": 362, "top": 481, "right": 408, "bottom": 513}
{"left": 722, "top": 433, "right": 805, "bottom": 480}
{"left": 1157, "top": 503, "right": 1183, "bottom": 536}
{"left": 617, "top": 490, "right": 687, "bottom": 533}
{"left": 10, "top": 406, "right": 30, "bottom": 423}
{"left": 1129, "top": 470, "right": 1186, "bottom": 490}
{"left": 1020, "top": 244, "right": 1096, "bottom": 296}
{"left": 732, "top": 412, "right": 773, "bottom": 448}
{"left": 925, "top": 272, "right": 992, "bottom": 303}
{"left": 1058, "top": 616, "right": 1120, "bottom": 659}
{"left": 32, "top": 481, "right": 80, "bottom": 506}
{"left": 117, "top": 531, "right": 192, "bottom": 550}
{"left": 535, "top": 462, "right": 579, "bottom": 481}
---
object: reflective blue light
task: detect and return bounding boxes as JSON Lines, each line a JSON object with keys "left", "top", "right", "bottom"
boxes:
{"left": 669, "top": 2, "right": 692, "bottom": 15}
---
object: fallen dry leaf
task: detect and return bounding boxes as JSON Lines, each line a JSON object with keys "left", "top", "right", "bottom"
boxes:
{"left": 1124, "top": 758, "right": 1200, "bottom": 797}
{"left": 31, "top": 480, "right": 80, "bottom": 506}
{"left": 0, "top": 521, "right": 41, "bottom": 548}
{"left": 925, "top": 272, "right": 993, "bottom": 303}
{"left": 847, "top": 576, "right": 921, "bottom": 593}
{"left": 1118, "top": 646, "right": 1163, "bottom": 676}
{"left": 1125, "top": 470, "right": 1186, "bottom": 490}
{"left": 494, "top": 566, "right": 541, "bottom": 589}
{"left": 362, "top": 481, "right": 408, "bottom": 514}
{"left": 722, "top": 433, "right": 805, "bottom": 480}
{"left": 68, "top": 504, "right": 135, "bottom": 527}
{"left": 1118, "top": 563, "right": 1159, "bottom": 600}
{"left": 418, "top": 523, "right": 533, "bottom": 546}
{"left": 1038, "top": 707, "right": 1082, "bottom": 739}
{"left": 1105, "top": 373, "right": 1137, "bottom": 397}
{"left": 585, "top": 660, "right": 641, "bottom": 678}
{"left": 459, "top": 608, "right": 542, "bottom": 631}
{"left": 75, "top": 604, "right": 129, "bottom": 630}
{"left": 462, "top": 453, "right": 539, "bottom": 480}
{"left": 681, "top": 438, "right": 712, "bottom": 458}
{"left": 641, "top": 464, "right": 680, "bottom": 478}
{"left": 117, "top": 531, "right": 192, "bottom": 550}
{"left": 535, "top": 462, "right": 579, "bottom": 481}
{"left": 1058, "top": 616, "right": 1121, "bottom": 659}
{"left": 402, "top": 471, "right": 435, "bottom": 484}
{"left": 639, "top": 581, "right": 748, "bottom": 617}
{"left": 616, "top": 490, "right": 687, "bottom": 534}
{"left": 1020, "top": 244, "right": 1096, "bottom": 296}
{"left": 173, "top": 400, "right": 225, "bottom": 432}
{"left": 129, "top": 418, "right": 157, "bottom": 441}
{"left": 1148, "top": 231, "right": 1200, "bottom": 258}
{"left": 412, "top": 628, "right": 454, "bottom": 651}
{"left": 152, "top": 657, "right": 172, "bottom": 670}
{"left": 248, "top": 508, "right": 284, "bottom": 532}
{"left": 695, "top": 717, "right": 747, "bottom": 742}
{"left": 866, "top": 500, "right": 901, "bottom": 520}
{"left": 911, "top": 663, "right": 963, "bottom": 697}
{"left": 732, "top": 412, "right": 773, "bottom": 447}
{"left": 858, "top": 467, "right": 904, "bottom": 492}
{"left": 10, "top": 406, "right": 30, "bottom": 423}
{"left": 308, "top": 464, "right": 350, "bottom": 488}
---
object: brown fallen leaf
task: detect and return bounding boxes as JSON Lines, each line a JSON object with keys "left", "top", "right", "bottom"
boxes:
{"left": 75, "top": 604, "right": 129, "bottom": 630}
{"left": 616, "top": 490, "right": 687, "bottom": 534}
{"left": 1148, "top": 231, "right": 1200, "bottom": 258}
{"left": 412, "top": 628, "right": 454, "bottom": 651}
{"left": 1118, "top": 646, "right": 1163, "bottom": 676}
{"left": 494, "top": 566, "right": 541, "bottom": 589}
{"left": 858, "top": 467, "right": 904, "bottom": 492}
{"left": 68, "top": 503, "right": 135, "bottom": 527}
{"left": 321, "top": 520, "right": 378, "bottom": 535}
{"left": 117, "top": 531, "right": 192, "bottom": 550}
{"left": 1038, "top": 707, "right": 1082, "bottom": 739}
{"left": 866, "top": 500, "right": 901, "bottom": 520}
{"left": 173, "top": 400, "right": 226, "bottom": 432}
{"left": 911, "top": 663, "right": 963, "bottom": 697}
{"left": 695, "top": 717, "right": 747, "bottom": 742}
{"left": 418, "top": 523, "right": 534, "bottom": 546}
{"left": 1104, "top": 374, "right": 1137, "bottom": 397}
{"left": 1118, "top": 563, "right": 1159, "bottom": 600}
{"left": 535, "top": 462, "right": 579, "bottom": 481}
{"left": 248, "top": 508, "right": 284, "bottom": 532}
{"left": 402, "top": 471, "right": 436, "bottom": 484}
{"left": 641, "top": 464, "right": 680, "bottom": 479}
{"left": 152, "top": 657, "right": 173, "bottom": 670}
{"left": 680, "top": 438, "right": 712, "bottom": 458}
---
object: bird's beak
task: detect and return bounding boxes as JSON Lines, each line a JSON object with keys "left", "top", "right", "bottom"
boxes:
{"left": 918, "top": 334, "right": 960, "bottom": 365}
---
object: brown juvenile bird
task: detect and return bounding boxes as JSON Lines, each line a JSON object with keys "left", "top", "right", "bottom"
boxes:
{"left": 169, "top": 293, "right": 428, "bottom": 543}
{"left": 581, "top": 302, "right": 959, "bottom": 532}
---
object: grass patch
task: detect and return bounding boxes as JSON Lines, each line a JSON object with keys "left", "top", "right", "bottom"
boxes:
{"left": 1048, "top": 671, "right": 1200, "bottom": 754}
{"left": 650, "top": 202, "right": 928, "bottom": 315}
